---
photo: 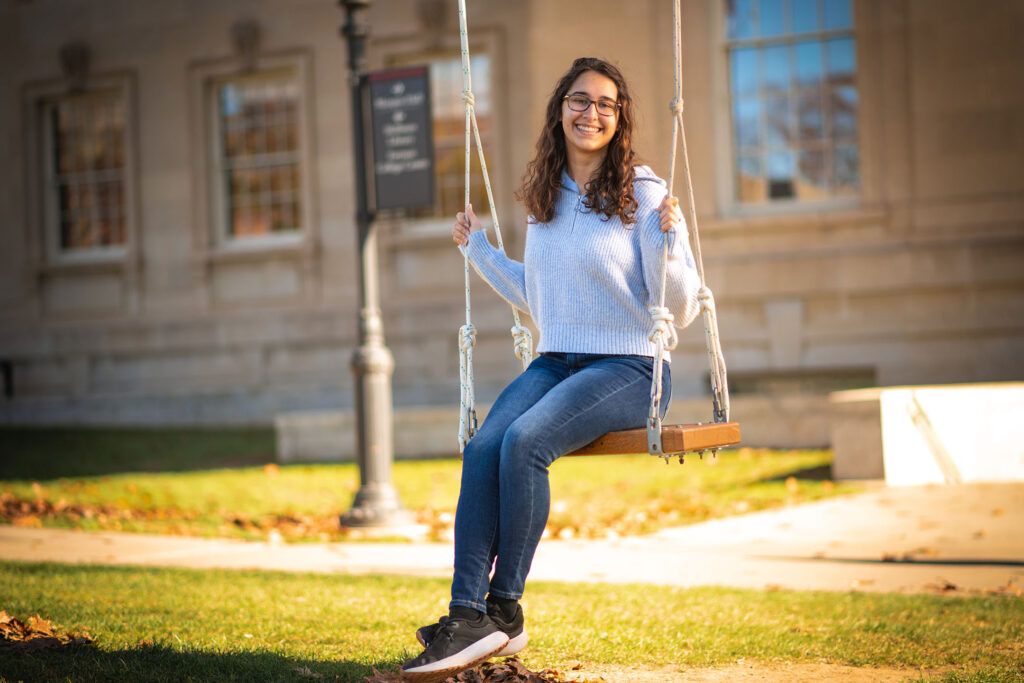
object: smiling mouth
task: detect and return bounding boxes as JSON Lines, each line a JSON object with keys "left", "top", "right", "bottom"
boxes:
{"left": 575, "top": 124, "right": 602, "bottom": 135}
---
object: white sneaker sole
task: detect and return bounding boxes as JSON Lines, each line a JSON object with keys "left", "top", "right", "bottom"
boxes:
{"left": 494, "top": 630, "right": 528, "bottom": 657}
{"left": 417, "top": 627, "right": 527, "bottom": 657}
{"left": 402, "top": 631, "right": 509, "bottom": 683}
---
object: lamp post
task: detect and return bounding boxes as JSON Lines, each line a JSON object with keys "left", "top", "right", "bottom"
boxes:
{"left": 338, "top": 0, "right": 412, "bottom": 528}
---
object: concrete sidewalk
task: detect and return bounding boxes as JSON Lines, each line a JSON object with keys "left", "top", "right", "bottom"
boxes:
{"left": 2, "top": 483, "right": 1022, "bottom": 595}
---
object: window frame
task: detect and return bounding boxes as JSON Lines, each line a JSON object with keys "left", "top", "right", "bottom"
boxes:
{"left": 711, "top": 0, "right": 864, "bottom": 218}
{"left": 25, "top": 72, "right": 139, "bottom": 268}
{"left": 188, "top": 50, "right": 317, "bottom": 257}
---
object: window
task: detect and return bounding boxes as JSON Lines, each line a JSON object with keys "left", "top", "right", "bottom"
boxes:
{"left": 725, "top": 0, "right": 859, "bottom": 204}
{"left": 40, "top": 90, "right": 127, "bottom": 256}
{"left": 210, "top": 70, "right": 303, "bottom": 241}
{"left": 399, "top": 53, "right": 493, "bottom": 220}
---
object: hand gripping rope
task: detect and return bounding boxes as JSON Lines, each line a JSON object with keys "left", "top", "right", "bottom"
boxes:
{"left": 456, "top": 0, "right": 533, "bottom": 454}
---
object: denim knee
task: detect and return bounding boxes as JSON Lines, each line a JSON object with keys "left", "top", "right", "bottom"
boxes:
{"left": 498, "top": 419, "right": 557, "bottom": 475}
{"left": 462, "top": 435, "right": 500, "bottom": 484}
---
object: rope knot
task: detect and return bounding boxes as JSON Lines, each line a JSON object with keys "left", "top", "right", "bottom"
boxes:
{"left": 669, "top": 97, "right": 684, "bottom": 117}
{"left": 648, "top": 306, "right": 679, "bottom": 351}
{"left": 459, "top": 323, "right": 477, "bottom": 351}
{"left": 510, "top": 325, "right": 533, "bottom": 362}
{"left": 461, "top": 89, "right": 475, "bottom": 107}
{"left": 698, "top": 286, "right": 716, "bottom": 315}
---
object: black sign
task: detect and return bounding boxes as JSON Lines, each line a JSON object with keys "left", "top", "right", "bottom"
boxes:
{"left": 367, "top": 66, "right": 435, "bottom": 211}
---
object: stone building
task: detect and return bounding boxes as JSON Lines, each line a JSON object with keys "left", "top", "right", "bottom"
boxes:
{"left": 1, "top": 0, "right": 1022, "bottom": 450}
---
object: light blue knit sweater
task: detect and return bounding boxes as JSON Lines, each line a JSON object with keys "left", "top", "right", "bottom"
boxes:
{"left": 465, "top": 166, "right": 701, "bottom": 361}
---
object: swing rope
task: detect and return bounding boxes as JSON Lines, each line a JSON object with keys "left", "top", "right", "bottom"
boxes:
{"left": 664, "top": 0, "right": 731, "bottom": 426}
{"left": 456, "top": 0, "right": 533, "bottom": 453}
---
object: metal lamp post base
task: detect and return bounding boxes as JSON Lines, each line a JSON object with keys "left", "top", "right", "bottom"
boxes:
{"left": 339, "top": 483, "right": 415, "bottom": 528}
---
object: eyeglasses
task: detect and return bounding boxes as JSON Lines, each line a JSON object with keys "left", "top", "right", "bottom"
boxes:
{"left": 563, "top": 94, "right": 620, "bottom": 117}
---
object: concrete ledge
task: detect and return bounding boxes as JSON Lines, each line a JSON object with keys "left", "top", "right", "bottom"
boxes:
{"left": 829, "top": 382, "right": 1024, "bottom": 485}
{"left": 275, "top": 407, "right": 462, "bottom": 462}
{"left": 274, "top": 394, "right": 831, "bottom": 463}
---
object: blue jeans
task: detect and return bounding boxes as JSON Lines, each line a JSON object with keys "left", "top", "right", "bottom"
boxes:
{"left": 450, "top": 352, "right": 671, "bottom": 611}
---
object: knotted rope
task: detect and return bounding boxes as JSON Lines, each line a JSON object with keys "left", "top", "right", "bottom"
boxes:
{"left": 456, "top": 0, "right": 533, "bottom": 453}
{"left": 647, "top": 304, "right": 678, "bottom": 449}
{"left": 458, "top": 322, "right": 477, "bottom": 445}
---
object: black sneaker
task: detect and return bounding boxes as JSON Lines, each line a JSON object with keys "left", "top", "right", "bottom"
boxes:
{"left": 401, "top": 614, "right": 509, "bottom": 683}
{"left": 416, "top": 601, "right": 527, "bottom": 657}
{"left": 486, "top": 599, "right": 527, "bottom": 657}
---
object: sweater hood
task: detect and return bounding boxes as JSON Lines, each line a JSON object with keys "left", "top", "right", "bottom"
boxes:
{"left": 632, "top": 164, "right": 666, "bottom": 188}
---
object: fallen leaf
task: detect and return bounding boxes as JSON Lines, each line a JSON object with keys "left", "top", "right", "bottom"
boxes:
{"left": 0, "top": 610, "right": 93, "bottom": 650}
{"left": 293, "top": 665, "right": 324, "bottom": 678}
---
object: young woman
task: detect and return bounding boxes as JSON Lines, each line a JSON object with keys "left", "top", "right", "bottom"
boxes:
{"left": 402, "top": 57, "right": 700, "bottom": 682}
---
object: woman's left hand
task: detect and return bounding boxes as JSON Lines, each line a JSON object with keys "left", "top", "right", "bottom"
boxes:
{"left": 658, "top": 195, "right": 683, "bottom": 233}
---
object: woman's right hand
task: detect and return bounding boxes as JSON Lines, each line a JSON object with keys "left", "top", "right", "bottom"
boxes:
{"left": 452, "top": 203, "right": 482, "bottom": 246}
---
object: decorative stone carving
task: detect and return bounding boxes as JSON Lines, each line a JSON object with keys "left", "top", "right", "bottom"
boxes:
{"left": 59, "top": 42, "right": 90, "bottom": 93}
{"left": 417, "top": 0, "right": 448, "bottom": 45}
{"left": 231, "top": 20, "right": 261, "bottom": 71}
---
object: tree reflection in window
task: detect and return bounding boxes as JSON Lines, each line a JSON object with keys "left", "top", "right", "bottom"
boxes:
{"left": 726, "top": 0, "right": 858, "bottom": 203}
{"left": 45, "top": 92, "right": 126, "bottom": 251}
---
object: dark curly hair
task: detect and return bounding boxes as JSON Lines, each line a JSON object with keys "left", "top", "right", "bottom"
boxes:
{"left": 515, "top": 57, "right": 639, "bottom": 225}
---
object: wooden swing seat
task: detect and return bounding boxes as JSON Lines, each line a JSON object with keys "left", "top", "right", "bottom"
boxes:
{"left": 566, "top": 421, "right": 741, "bottom": 457}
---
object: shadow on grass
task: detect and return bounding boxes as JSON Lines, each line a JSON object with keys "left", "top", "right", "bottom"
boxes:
{"left": 0, "top": 427, "right": 277, "bottom": 480}
{"left": 0, "top": 641, "right": 400, "bottom": 682}
{"left": 762, "top": 464, "right": 833, "bottom": 482}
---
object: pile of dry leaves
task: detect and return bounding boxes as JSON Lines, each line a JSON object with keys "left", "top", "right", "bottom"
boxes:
{"left": 364, "top": 658, "right": 604, "bottom": 683}
{"left": 0, "top": 490, "right": 199, "bottom": 530}
{"left": 0, "top": 610, "right": 93, "bottom": 650}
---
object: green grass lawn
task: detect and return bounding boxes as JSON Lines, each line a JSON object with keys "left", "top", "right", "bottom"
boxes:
{"left": 1, "top": 427, "right": 858, "bottom": 542}
{"left": 0, "top": 562, "right": 1020, "bottom": 682}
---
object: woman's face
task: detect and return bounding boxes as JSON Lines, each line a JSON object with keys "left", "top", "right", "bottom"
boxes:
{"left": 560, "top": 70, "right": 619, "bottom": 159}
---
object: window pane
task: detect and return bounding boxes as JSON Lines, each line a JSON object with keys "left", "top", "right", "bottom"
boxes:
{"left": 830, "top": 85, "right": 858, "bottom": 141}
{"left": 737, "top": 154, "right": 766, "bottom": 202}
{"left": 733, "top": 97, "right": 761, "bottom": 150}
{"left": 764, "top": 95, "right": 791, "bottom": 147}
{"left": 730, "top": 48, "right": 759, "bottom": 96}
{"left": 727, "top": 0, "right": 756, "bottom": 40}
{"left": 834, "top": 146, "right": 858, "bottom": 195}
{"left": 792, "top": 0, "right": 819, "bottom": 33}
{"left": 794, "top": 40, "right": 822, "bottom": 87}
{"left": 762, "top": 45, "right": 790, "bottom": 94}
{"left": 797, "top": 90, "right": 824, "bottom": 141}
{"left": 826, "top": 37, "right": 856, "bottom": 86}
{"left": 823, "top": 0, "right": 852, "bottom": 30}
{"left": 797, "top": 149, "right": 828, "bottom": 198}
{"left": 767, "top": 151, "right": 795, "bottom": 198}
{"left": 760, "top": 0, "right": 786, "bottom": 37}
